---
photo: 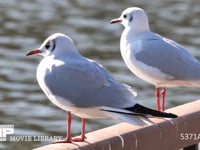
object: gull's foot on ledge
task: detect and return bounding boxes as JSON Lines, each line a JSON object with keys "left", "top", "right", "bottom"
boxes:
{"left": 51, "top": 136, "right": 87, "bottom": 144}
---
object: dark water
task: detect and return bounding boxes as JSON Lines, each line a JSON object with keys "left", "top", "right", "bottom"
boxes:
{"left": 0, "top": 0, "right": 200, "bottom": 149}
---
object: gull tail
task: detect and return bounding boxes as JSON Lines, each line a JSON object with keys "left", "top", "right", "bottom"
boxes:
{"left": 126, "top": 104, "right": 177, "bottom": 118}
{"left": 100, "top": 104, "right": 177, "bottom": 126}
{"left": 105, "top": 111, "right": 153, "bottom": 126}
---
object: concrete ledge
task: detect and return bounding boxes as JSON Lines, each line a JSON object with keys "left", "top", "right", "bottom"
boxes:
{"left": 34, "top": 100, "right": 200, "bottom": 150}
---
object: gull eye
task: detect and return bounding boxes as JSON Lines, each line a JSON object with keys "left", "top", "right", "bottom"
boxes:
{"left": 123, "top": 14, "right": 127, "bottom": 18}
{"left": 45, "top": 40, "right": 56, "bottom": 52}
{"left": 45, "top": 41, "right": 50, "bottom": 49}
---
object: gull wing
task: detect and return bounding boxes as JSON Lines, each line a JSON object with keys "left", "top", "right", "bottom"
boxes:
{"left": 43, "top": 58, "right": 136, "bottom": 108}
{"left": 134, "top": 33, "right": 200, "bottom": 80}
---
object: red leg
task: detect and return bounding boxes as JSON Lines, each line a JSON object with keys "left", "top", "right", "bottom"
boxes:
{"left": 161, "top": 87, "right": 166, "bottom": 111}
{"left": 52, "top": 112, "right": 72, "bottom": 144}
{"left": 155, "top": 88, "right": 161, "bottom": 111}
{"left": 72, "top": 118, "right": 87, "bottom": 142}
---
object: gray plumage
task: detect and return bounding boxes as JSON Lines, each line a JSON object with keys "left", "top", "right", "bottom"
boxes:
{"left": 40, "top": 56, "right": 136, "bottom": 108}
{"left": 134, "top": 32, "right": 200, "bottom": 80}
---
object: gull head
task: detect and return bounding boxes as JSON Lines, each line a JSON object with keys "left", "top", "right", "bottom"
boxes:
{"left": 110, "top": 7, "right": 149, "bottom": 32}
{"left": 26, "top": 33, "right": 78, "bottom": 57}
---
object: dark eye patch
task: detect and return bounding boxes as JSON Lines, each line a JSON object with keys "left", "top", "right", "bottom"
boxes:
{"left": 129, "top": 15, "right": 133, "bottom": 22}
{"left": 51, "top": 40, "right": 56, "bottom": 52}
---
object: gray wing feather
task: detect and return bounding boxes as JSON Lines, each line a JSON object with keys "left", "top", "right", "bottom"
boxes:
{"left": 135, "top": 36, "right": 200, "bottom": 80}
{"left": 44, "top": 58, "right": 136, "bottom": 108}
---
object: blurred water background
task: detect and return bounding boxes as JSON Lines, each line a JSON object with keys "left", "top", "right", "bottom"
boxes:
{"left": 0, "top": 0, "right": 200, "bottom": 149}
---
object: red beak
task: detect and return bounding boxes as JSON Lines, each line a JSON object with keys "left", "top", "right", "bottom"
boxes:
{"left": 26, "top": 49, "right": 42, "bottom": 56}
{"left": 110, "top": 18, "right": 122, "bottom": 24}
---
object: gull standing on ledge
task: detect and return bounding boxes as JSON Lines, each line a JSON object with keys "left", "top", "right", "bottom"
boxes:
{"left": 110, "top": 7, "right": 200, "bottom": 111}
{"left": 26, "top": 33, "right": 177, "bottom": 143}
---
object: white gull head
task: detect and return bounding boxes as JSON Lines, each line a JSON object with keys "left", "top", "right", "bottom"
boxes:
{"left": 111, "top": 7, "right": 150, "bottom": 33}
{"left": 26, "top": 33, "right": 79, "bottom": 57}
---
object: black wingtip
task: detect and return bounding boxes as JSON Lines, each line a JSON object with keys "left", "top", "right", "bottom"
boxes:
{"left": 126, "top": 104, "right": 178, "bottom": 118}
{"left": 166, "top": 112, "right": 178, "bottom": 118}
